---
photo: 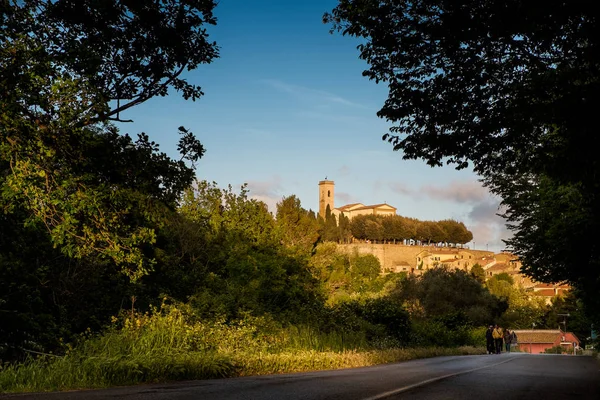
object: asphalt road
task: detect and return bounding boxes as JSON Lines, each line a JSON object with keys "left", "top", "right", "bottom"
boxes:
{"left": 3, "top": 353, "right": 599, "bottom": 400}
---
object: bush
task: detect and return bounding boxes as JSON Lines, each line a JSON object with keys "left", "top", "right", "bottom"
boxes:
{"left": 409, "top": 320, "right": 483, "bottom": 347}
{"left": 544, "top": 345, "right": 565, "bottom": 354}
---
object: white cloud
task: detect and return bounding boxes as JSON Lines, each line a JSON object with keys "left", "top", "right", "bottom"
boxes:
{"left": 246, "top": 176, "right": 283, "bottom": 213}
{"left": 260, "top": 79, "right": 371, "bottom": 110}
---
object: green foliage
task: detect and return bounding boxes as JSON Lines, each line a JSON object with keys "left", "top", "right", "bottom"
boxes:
{"left": 490, "top": 273, "right": 514, "bottom": 285}
{"left": 1, "top": 0, "right": 217, "bottom": 276}
{"left": 319, "top": 205, "right": 341, "bottom": 242}
{"left": 393, "top": 267, "right": 506, "bottom": 326}
{"left": 325, "top": 0, "right": 600, "bottom": 326}
{"left": 0, "top": 301, "right": 485, "bottom": 393}
{"left": 348, "top": 215, "right": 472, "bottom": 244}
{"left": 541, "top": 292, "right": 592, "bottom": 345}
{"left": 408, "top": 320, "right": 482, "bottom": 348}
{"left": 325, "top": 0, "right": 598, "bottom": 175}
{"left": 470, "top": 264, "right": 485, "bottom": 284}
{"left": 351, "top": 254, "right": 381, "bottom": 281}
{"left": 490, "top": 173, "right": 600, "bottom": 327}
{"left": 485, "top": 274, "right": 547, "bottom": 329}
{"left": 543, "top": 345, "right": 565, "bottom": 355}
{"left": 161, "top": 181, "right": 324, "bottom": 322}
{"left": 276, "top": 195, "right": 320, "bottom": 257}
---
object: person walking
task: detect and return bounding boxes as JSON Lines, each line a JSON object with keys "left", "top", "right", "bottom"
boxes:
{"left": 492, "top": 324, "right": 503, "bottom": 354}
{"left": 510, "top": 330, "right": 518, "bottom": 350}
{"left": 504, "top": 328, "right": 512, "bottom": 352}
{"left": 486, "top": 325, "right": 494, "bottom": 354}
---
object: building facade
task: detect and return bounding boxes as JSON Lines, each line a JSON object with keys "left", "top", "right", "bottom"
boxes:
{"left": 513, "top": 329, "right": 580, "bottom": 354}
{"left": 318, "top": 179, "right": 397, "bottom": 220}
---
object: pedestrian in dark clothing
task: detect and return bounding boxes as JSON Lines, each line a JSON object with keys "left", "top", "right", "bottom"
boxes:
{"left": 486, "top": 325, "right": 494, "bottom": 354}
{"left": 504, "top": 329, "right": 512, "bottom": 352}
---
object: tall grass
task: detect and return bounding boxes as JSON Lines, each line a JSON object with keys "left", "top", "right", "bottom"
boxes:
{"left": 0, "top": 303, "right": 485, "bottom": 394}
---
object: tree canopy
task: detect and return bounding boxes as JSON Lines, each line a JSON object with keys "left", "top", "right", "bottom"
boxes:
{"left": 1, "top": 0, "right": 217, "bottom": 278}
{"left": 349, "top": 215, "right": 472, "bottom": 244}
{"left": 325, "top": 0, "right": 600, "bottom": 323}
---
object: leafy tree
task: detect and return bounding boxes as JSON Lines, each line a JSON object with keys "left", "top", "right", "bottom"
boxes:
{"left": 382, "top": 216, "right": 403, "bottom": 242}
{"left": 337, "top": 213, "right": 353, "bottom": 243}
{"left": 393, "top": 267, "right": 505, "bottom": 326}
{"left": 491, "top": 273, "right": 514, "bottom": 286}
{"left": 542, "top": 291, "right": 591, "bottom": 343}
{"left": 470, "top": 263, "right": 485, "bottom": 284}
{"left": 320, "top": 205, "right": 340, "bottom": 242}
{"left": 177, "top": 181, "right": 324, "bottom": 321}
{"left": 485, "top": 274, "right": 547, "bottom": 329}
{"left": 275, "top": 195, "right": 320, "bottom": 257}
{"left": 324, "top": 0, "right": 600, "bottom": 321}
{"left": 1, "top": 0, "right": 217, "bottom": 359}
{"left": 415, "top": 221, "right": 444, "bottom": 244}
{"left": 439, "top": 220, "right": 473, "bottom": 244}
{"left": 351, "top": 254, "right": 381, "bottom": 281}
{"left": 1, "top": 0, "right": 217, "bottom": 279}
{"left": 363, "top": 218, "right": 384, "bottom": 242}
{"left": 349, "top": 215, "right": 368, "bottom": 240}
{"left": 348, "top": 297, "right": 411, "bottom": 343}
{"left": 399, "top": 217, "right": 418, "bottom": 240}
{"left": 325, "top": 0, "right": 597, "bottom": 176}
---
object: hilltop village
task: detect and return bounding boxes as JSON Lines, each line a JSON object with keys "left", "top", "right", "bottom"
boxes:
{"left": 319, "top": 179, "right": 570, "bottom": 304}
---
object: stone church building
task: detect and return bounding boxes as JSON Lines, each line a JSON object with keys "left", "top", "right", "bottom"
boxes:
{"left": 318, "top": 179, "right": 396, "bottom": 220}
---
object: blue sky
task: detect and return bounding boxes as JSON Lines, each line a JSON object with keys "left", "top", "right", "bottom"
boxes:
{"left": 117, "top": 0, "right": 509, "bottom": 252}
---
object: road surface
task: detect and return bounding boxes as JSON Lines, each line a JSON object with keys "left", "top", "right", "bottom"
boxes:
{"left": 2, "top": 353, "right": 599, "bottom": 399}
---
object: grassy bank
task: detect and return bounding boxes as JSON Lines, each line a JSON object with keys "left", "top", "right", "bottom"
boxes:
{"left": 0, "top": 346, "right": 484, "bottom": 393}
{"left": 0, "top": 304, "right": 485, "bottom": 394}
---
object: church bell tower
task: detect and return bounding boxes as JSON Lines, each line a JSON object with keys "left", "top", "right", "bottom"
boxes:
{"left": 318, "top": 179, "right": 335, "bottom": 219}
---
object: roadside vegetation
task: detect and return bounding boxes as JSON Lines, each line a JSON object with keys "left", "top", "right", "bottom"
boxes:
{"left": 0, "top": 302, "right": 483, "bottom": 393}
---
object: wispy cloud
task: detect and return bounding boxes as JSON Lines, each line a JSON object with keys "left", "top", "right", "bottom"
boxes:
{"left": 246, "top": 176, "right": 283, "bottom": 213}
{"left": 336, "top": 191, "right": 356, "bottom": 205}
{"left": 260, "top": 79, "right": 371, "bottom": 110}
{"left": 294, "top": 110, "right": 366, "bottom": 124}
{"left": 389, "top": 182, "right": 413, "bottom": 196}
{"left": 338, "top": 165, "right": 351, "bottom": 176}
{"left": 420, "top": 180, "right": 490, "bottom": 203}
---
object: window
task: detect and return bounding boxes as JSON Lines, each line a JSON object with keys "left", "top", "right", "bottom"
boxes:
{"left": 328, "top": 190, "right": 330, "bottom": 197}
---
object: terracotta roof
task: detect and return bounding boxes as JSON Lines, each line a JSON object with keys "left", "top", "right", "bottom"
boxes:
{"left": 534, "top": 283, "right": 554, "bottom": 289}
{"left": 335, "top": 203, "right": 364, "bottom": 211}
{"left": 494, "top": 252, "right": 519, "bottom": 262}
{"left": 533, "top": 289, "right": 556, "bottom": 297}
{"left": 352, "top": 203, "right": 397, "bottom": 211}
{"left": 512, "top": 330, "right": 561, "bottom": 344}
{"left": 486, "top": 263, "right": 508, "bottom": 272}
{"left": 427, "top": 249, "right": 460, "bottom": 255}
